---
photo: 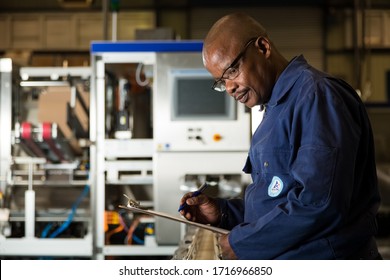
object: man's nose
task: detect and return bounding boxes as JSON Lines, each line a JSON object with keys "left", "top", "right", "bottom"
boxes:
{"left": 225, "top": 79, "right": 238, "bottom": 96}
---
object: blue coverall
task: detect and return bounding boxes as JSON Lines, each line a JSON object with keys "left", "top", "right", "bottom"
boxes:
{"left": 218, "top": 55, "right": 381, "bottom": 259}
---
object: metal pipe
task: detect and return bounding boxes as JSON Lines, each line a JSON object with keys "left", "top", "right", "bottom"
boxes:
{"left": 20, "top": 81, "right": 69, "bottom": 87}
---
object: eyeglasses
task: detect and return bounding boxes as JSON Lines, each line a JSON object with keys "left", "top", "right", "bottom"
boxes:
{"left": 212, "top": 37, "right": 258, "bottom": 92}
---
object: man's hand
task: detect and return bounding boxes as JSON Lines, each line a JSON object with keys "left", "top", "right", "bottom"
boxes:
{"left": 218, "top": 234, "right": 238, "bottom": 260}
{"left": 179, "top": 193, "right": 220, "bottom": 225}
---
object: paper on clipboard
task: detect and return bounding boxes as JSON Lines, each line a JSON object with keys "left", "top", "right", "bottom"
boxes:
{"left": 118, "top": 205, "right": 230, "bottom": 235}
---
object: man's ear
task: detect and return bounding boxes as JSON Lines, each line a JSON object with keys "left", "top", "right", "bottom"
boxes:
{"left": 256, "top": 37, "right": 270, "bottom": 55}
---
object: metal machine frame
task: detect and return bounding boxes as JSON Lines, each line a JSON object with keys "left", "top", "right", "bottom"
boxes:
{"left": 90, "top": 42, "right": 197, "bottom": 258}
{"left": 1, "top": 41, "right": 253, "bottom": 258}
{"left": 90, "top": 41, "right": 252, "bottom": 258}
{"left": 0, "top": 60, "right": 93, "bottom": 258}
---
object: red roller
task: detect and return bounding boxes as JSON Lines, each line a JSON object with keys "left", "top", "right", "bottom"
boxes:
{"left": 42, "top": 122, "right": 52, "bottom": 140}
{"left": 21, "top": 122, "right": 32, "bottom": 140}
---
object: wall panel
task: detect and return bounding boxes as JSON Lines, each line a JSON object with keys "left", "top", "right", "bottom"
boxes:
{"left": 190, "top": 7, "right": 324, "bottom": 70}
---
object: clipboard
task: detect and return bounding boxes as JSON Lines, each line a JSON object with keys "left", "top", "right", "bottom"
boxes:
{"left": 118, "top": 204, "right": 230, "bottom": 235}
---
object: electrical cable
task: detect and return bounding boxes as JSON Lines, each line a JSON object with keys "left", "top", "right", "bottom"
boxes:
{"left": 118, "top": 210, "right": 129, "bottom": 232}
{"left": 126, "top": 216, "right": 141, "bottom": 245}
{"left": 40, "top": 180, "right": 90, "bottom": 238}
{"left": 125, "top": 215, "right": 149, "bottom": 245}
{"left": 48, "top": 183, "right": 90, "bottom": 238}
{"left": 105, "top": 221, "right": 124, "bottom": 245}
{"left": 40, "top": 223, "right": 53, "bottom": 238}
{"left": 131, "top": 233, "right": 144, "bottom": 245}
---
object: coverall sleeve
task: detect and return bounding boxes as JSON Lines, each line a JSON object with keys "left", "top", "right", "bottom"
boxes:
{"left": 216, "top": 198, "right": 245, "bottom": 229}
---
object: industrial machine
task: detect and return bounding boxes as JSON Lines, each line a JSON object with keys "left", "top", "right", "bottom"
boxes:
{"left": 0, "top": 41, "right": 252, "bottom": 259}
{"left": 0, "top": 59, "right": 92, "bottom": 258}
{"left": 90, "top": 41, "right": 251, "bottom": 259}
{"left": 152, "top": 55, "right": 251, "bottom": 245}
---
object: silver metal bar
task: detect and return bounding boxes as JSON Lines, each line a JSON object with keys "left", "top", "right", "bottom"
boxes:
{"left": 12, "top": 181, "right": 89, "bottom": 187}
{"left": 20, "top": 81, "right": 69, "bottom": 87}
{"left": 20, "top": 66, "right": 91, "bottom": 79}
{"left": 0, "top": 234, "right": 93, "bottom": 257}
{"left": 24, "top": 190, "right": 35, "bottom": 238}
{"left": 103, "top": 244, "right": 176, "bottom": 256}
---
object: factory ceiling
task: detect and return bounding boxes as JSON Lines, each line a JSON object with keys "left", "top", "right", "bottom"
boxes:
{"left": 1, "top": 0, "right": 388, "bottom": 13}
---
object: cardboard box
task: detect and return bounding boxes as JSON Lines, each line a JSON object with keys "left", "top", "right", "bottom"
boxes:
{"left": 37, "top": 85, "right": 89, "bottom": 154}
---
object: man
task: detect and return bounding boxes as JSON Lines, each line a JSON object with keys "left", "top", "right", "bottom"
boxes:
{"left": 179, "top": 12, "right": 382, "bottom": 260}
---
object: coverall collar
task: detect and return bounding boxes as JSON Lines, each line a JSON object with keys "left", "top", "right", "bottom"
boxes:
{"left": 267, "top": 55, "right": 310, "bottom": 108}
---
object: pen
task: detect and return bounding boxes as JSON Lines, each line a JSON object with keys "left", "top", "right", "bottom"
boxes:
{"left": 178, "top": 182, "right": 209, "bottom": 212}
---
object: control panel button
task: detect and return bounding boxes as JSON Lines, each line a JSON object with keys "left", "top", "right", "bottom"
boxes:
{"left": 213, "top": 133, "right": 222, "bottom": 142}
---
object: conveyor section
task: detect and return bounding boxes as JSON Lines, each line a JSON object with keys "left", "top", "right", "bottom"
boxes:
{"left": 16, "top": 122, "right": 75, "bottom": 163}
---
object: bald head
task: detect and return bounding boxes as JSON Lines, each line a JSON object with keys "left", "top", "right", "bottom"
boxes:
{"left": 204, "top": 13, "right": 267, "bottom": 47}
{"left": 203, "top": 13, "right": 268, "bottom": 64}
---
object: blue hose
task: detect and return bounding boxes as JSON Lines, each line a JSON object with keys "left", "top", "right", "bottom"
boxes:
{"left": 40, "top": 183, "right": 90, "bottom": 238}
